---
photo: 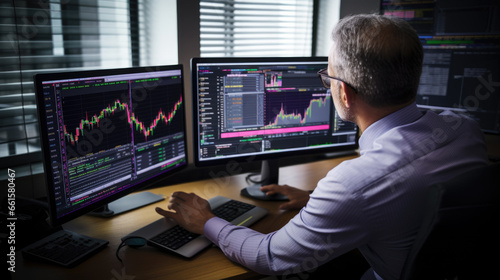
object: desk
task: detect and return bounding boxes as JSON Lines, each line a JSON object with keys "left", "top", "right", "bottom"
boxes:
{"left": 12, "top": 155, "right": 357, "bottom": 280}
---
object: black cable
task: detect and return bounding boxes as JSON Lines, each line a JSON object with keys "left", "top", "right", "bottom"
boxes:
{"left": 245, "top": 173, "right": 264, "bottom": 184}
{"left": 115, "top": 240, "right": 128, "bottom": 263}
{"left": 115, "top": 237, "right": 147, "bottom": 264}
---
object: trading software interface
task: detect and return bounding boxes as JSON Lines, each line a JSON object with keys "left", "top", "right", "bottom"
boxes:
{"left": 194, "top": 60, "right": 358, "bottom": 162}
{"left": 40, "top": 69, "right": 186, "bottom": 218}
{"left": 381, "top": 0, "right": 500, "bottom": 133}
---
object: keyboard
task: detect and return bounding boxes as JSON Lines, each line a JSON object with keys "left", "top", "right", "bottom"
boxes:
{"left": 212, "top": 199, "right": 256, "bottom": 221}
{"left": 123, "top": 196, "right": 268, "bottom": 258}
{"left": 150, "top": 225, "right": 199, "bottom": 250}
{"left": 149, "top": 199, "right": 257, "bottom": 251}
{"left": 21, "top": 230, "right": 108, "bottom": 267}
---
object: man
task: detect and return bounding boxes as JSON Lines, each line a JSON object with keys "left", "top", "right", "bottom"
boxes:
{"left": 156, "top": 14, "right": 488, "bottom": 279}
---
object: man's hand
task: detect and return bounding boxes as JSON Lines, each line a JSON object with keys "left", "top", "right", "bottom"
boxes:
{"left": 155, "top": 192, "right": 215, "bottom": 235}
{"left": 260, "top": 184, "right": 311, "bottom": 210}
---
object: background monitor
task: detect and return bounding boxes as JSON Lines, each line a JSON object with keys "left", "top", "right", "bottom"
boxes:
{"left": 191, "top": 57, "right": 359, "bottom": 199}
{"left": 380, "top": 0, "right": 500, "bottom": 134}
{"left": 35, "top": 65, "right": 188, "bottom": 226}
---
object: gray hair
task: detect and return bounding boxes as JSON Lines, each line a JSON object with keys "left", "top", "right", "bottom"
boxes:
{"left": 331, "top": 14, "right": 423, "bottom": 107}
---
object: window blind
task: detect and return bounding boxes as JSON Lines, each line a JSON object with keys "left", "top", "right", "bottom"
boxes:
{"left": 0, "top": 0, "right": 133, "bottom": 177}
{"left": 200, "top": 0, "right": 314, "bottom": 57}
{"left": 315, "top": 0, "right": 340, "bottom": 56}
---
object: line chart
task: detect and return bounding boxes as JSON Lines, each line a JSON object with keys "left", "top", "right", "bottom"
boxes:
{"left": 265, "top": 94, "right": 331, "bottom": 127}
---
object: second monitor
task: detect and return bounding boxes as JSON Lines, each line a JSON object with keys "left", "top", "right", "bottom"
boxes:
{"left": 191, "top": 57, "right": 359, "bottom": 200}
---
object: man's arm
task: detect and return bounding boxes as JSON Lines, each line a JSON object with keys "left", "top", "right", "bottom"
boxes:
{"left": 156, "top": 184, "right": 311, "bottom": 234}
{"left": 155, "top": 180, "right": 367, "bottom": 275}
{"left": 203, "top": 182, "right": 368, "bottom": 275}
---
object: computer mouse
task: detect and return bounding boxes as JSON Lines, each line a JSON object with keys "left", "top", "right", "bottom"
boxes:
{"left": 124, "top": 237, "right": 147, "bottom": 248}
{"left": 241, "top": 184, "right": 289, "bottom": 201}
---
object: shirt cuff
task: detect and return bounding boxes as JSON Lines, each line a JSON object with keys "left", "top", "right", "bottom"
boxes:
{"left": 204, "top": 217, "right": 231, "bottom": 246}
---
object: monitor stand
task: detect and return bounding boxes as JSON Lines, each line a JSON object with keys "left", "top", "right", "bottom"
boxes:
{"left": 89, "top": 191, "right": 165, "bottom": 217}
{"left": 241, "top": 159, "right": 289, "bottom": 201}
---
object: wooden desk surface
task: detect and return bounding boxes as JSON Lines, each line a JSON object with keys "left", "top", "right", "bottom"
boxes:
{"left": 12, "top": 155, "right": 357, "bottom": 280}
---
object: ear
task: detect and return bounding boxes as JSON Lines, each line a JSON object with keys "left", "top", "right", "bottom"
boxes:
{"left": 339, "top": 82, "right": 356, "bottom": 108}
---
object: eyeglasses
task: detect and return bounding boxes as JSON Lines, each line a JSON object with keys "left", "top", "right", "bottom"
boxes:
{"left": 317, "top": 68, "right": 358, "bottom": 94}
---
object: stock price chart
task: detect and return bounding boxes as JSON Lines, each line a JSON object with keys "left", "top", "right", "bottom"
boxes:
{"left": 57, "top": 77, "right": 185, "bottom": 206}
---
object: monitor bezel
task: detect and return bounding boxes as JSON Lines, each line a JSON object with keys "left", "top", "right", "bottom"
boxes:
{"left": 190, "top": 56, "right": 359, "bottom": 168}
{"left": 35, "top": 64, "right": 188, "bottom": 227}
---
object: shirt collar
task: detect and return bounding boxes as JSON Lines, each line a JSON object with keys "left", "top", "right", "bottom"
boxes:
{"left": 359, "top": 103, "right": 423, "bottom": 151}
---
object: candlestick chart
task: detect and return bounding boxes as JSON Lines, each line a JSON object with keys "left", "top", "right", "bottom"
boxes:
{"left": 131, "top": 82, "right": 184, "bottom": 143}
{"left": 62, "top": 84, "right": 184, "bottom": 157}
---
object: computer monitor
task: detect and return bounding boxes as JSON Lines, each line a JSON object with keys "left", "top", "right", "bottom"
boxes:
{"left": 35, "top": 64, "right": 188, "bottom": 226}
{"left": 380, "top": 0, "right": 500, "bottom": 134}
{"left": 191, "top": 57, "right": 359, "bottom": 200}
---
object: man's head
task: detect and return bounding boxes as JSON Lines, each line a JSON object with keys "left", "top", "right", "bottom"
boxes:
{"left": 328, "top": 14, "right": 423, "bottom": 110}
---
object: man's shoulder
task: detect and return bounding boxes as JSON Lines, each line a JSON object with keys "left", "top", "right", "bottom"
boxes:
{"left": 321, "top": 154, "right": 390, "bottom": 193}
{"left": 326, "top": 110, "right": 486, "bottom": 190}
{"left": 377, "top": 109, "right": 484, "bottom": 153}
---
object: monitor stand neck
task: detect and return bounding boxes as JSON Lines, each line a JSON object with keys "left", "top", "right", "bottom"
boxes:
{"left": 88, "top": 191, "right": 165, "bottom": 217}
{"left": 240, "top": 159, "right": 288, "bottom": 201}
{"left": 90, "top": 204, "right": 114, "bottom": 217}
{"left": 259, "top": 159, "right": 279, "bottom": 185}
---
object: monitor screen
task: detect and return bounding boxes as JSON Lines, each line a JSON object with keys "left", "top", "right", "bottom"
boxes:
{"left": 191, "top": 57, "right": 358, "bottom": 167}
{"left": 380, "top": 0, "right": 500, "bottom": 134}
{"left": 35, "top": 65, "right": 188, "bottom": 226}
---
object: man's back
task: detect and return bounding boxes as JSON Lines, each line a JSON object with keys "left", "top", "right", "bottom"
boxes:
{"left": 315, "top": 104, "right": 488, "bottom": 279}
